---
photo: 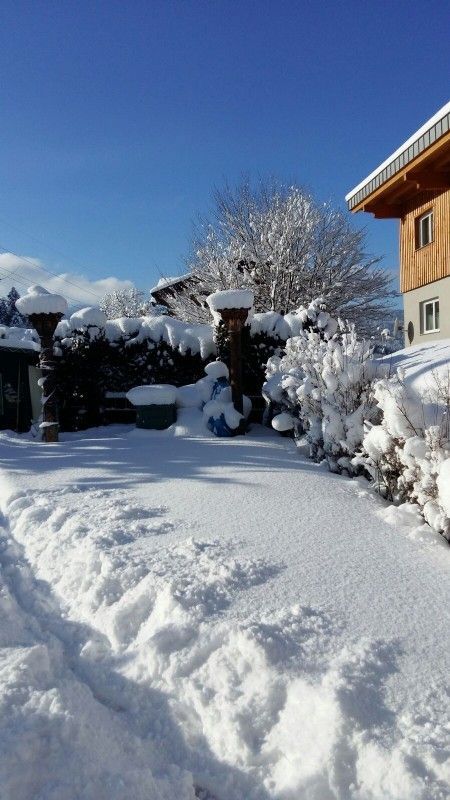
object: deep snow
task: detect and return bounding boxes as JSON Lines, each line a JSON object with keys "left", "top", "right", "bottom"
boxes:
{"left": 0, "top": 412, "right": 449, "bottom": 799}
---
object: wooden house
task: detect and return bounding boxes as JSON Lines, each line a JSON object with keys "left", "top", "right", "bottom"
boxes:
{"left": 151, "top": 274, "right": 205, "bottom": 315}
{"left": 346, "top": 102, "right": 450, "bottom": 345}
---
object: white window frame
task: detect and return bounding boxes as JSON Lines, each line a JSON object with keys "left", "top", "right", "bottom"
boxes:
{"left": 421, "top": 297, "right": 440, "bottom": 334}
{"left": 417, "top": 210, "right": 433, "bottom": 248}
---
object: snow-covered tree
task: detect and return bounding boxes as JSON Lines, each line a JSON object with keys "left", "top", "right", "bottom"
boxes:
{"left": 0, "top": 287, "right": 28, "bottom": 327}
{"left": 99, "top": 287, "right": 164, "bottom": 319}
{"left": 169, "top": 180, "right": 397, "bottom": 331}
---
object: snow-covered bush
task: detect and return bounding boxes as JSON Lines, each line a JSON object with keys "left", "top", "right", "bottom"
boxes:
{"left": 355, "top": 370, "right": 450, "bottom": 540}
{"left": 264, "top": 300, "right": 384, "bottom": 471}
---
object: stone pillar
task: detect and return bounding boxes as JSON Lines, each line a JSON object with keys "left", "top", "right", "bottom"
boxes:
{"left": 28, "top": 312, "right": 63, "bottom": 442}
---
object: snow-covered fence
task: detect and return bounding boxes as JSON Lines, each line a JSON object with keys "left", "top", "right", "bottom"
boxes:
{"left": 56, "top": 304, "right": 324, "bottom": 431}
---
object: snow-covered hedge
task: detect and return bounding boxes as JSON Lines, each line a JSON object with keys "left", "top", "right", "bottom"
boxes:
{"left": 263, "top": 301, "right": 385, "bottom": 471}
{"left": 54, "top": 310, "right": 216, "bottom": 431}
{"left": 354, "top": 370, "right": 450, "bottom": 540}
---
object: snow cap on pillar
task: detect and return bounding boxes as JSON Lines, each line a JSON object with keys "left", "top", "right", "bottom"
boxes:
{"left": 206, "top": 288, "right": 254, "bottom": 325}
{"left": 16, "top": 285, "right": 68, "bottom": 316}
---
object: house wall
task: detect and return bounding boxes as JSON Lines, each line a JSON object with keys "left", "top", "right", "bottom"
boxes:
{"left": 400, "top": 188, "right": 450, "bottom": 292}
{"left": 403, "top": 275, "right": 450, "bottom": 346}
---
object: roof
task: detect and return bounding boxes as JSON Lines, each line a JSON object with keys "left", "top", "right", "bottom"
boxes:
{"left": 346, "top": 101, "right": 450, "bottom": 211}
{"left": 150, "top": 273, "right": 192, "bottom": 295}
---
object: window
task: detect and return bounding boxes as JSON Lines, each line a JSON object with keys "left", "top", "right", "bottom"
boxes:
{"left": 421, "top": 298, "right": 440, "bottom": 333}
{"left": 416, "top": 210, "right": 433, "bottom": 248}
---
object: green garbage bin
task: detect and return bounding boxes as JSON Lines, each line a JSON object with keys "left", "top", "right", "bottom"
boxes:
{"left": 126, "top": 384, "right": 177, "bottom": 430}
{"left": 135, "top": 403, "right": 176, "bottom": 429}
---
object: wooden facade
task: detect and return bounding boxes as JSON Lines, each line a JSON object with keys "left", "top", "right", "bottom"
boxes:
{"left": 399, "top": 188, "right": 450, "bottom": 292}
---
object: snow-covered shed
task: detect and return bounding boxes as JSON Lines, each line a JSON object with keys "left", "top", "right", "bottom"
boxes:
{"left": 0, "top": 328, "right": 40, "bottom": 432}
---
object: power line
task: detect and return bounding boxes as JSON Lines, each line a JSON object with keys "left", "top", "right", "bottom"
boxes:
{"left": 0, "top": 214, "right": 99, "bottom": 278}
{"left": 0, "top": 267, "right": 85, "bottom": 308}
{"left": 0, "top": 244, "right": 105, "bottom": 301}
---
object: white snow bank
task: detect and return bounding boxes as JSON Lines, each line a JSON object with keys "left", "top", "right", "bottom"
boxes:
{"left": 126, "top": 384, "right": 177, "bottom": 406}
{"left": 15, "top": 285, "right": 68, "bottom": 316}
{"left": 70, "top": 306, "right": 107, "bottom": 328}
{"left": 207, "top": 288, "right": 254, "bottom": 312}
{"left": 380, "top": 338, "right": 450, "bottom": 397}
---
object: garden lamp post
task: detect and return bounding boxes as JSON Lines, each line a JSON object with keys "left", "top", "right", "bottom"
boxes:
{"left": 206, "top": 289, "right": 254, "bottom": 419}
{"left": 16, "top": 286, "right": 68, "bottom": 443}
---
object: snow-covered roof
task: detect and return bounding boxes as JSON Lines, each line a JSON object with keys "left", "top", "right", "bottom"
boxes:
{"left": 150, "top": 274, "right": 192, "bottom": 295}
{"left": 346, "top": 101, "right": 450, "bottom": 210}
{"left": 0, "top": 325, "right": 40, "bottom": 352}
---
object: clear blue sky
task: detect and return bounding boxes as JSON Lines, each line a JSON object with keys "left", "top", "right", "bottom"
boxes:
{"left": 0, "top": 0, "right": 449, "bottom": 296}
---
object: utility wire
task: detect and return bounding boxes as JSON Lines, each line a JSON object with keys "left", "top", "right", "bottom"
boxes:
{"left": 0, "top": 244, "right": 105, "bottom": 301}
{"left": 0, "top": 214, "right": 99, "bottom": 278}
{"left": 0, "top": 266, "right": 85, "bottom": 308}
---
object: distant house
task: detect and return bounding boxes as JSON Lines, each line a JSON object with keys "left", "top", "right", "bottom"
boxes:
{"left": 150, "top": 274, "right": 207, "bottom": 316}
{"left": 346, "top": 102, "right": 450, "bottom": 346}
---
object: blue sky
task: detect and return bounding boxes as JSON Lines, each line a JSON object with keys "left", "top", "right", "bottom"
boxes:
{"left": 0, "top": 0, "right": 449, "bottom": 304}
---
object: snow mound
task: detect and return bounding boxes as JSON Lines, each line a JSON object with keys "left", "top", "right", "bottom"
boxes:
{"left": 70, "top": 306, "right": 107, "bottom": 328}
{"left": 271, "top": 412, "right": 294, "bottom": 432}
{"left": 204, "top": 360, "right": 229, "bottom": 380}
{"left": 15, "top": 285, "right": 68, "bottom": 316}
{"left": 126, "top": 384, "right": 177, "bottom": 406}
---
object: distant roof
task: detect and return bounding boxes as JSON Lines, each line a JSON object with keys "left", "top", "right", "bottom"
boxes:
{"left": 150, "top": 273, "right": 192, "bottom": 295}
{"left": 346, "top": 101, "right": 450, "bottom": 210}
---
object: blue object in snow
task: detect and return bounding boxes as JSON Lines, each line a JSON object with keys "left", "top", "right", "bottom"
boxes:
{"left": 207, "top": 412, "right": 235, "bottom": 437}
{"left": 211, "top": 376, "right": 230, "bottom": 400}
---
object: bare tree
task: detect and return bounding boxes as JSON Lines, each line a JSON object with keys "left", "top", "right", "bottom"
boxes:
{"left": 168, "top": 180, "right": 397, "bottom": 331}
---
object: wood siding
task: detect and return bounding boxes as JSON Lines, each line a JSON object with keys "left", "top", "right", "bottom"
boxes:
{"left": 400, "top": 189, "right": 450, "bottom": 292}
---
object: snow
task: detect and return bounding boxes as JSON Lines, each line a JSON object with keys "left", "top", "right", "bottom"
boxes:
{"left": 437, "top": 460, "right": 450, "bottom": 517}
{"left": 0, "top": 419, "right": 449, "bottom": 799}
{"left": 381, "top": 338, "right": 450, "bottom": 395}
{"left": 250, "top": 311, "right": 291, "bottom": 340}
{"left": 346, "top": 100, "right": 450, "bottom": 202}
{"left": 126, "top": 384, "right": 177, "bottom": 406}
{"left": 271, "top": 412, "right": 294, "bottom": 432}
{"left": 204, "top": 360, "right": 229, "bottom": 379}
{"left": 207, "top": 289, "right": 254, "bottom": 312}
{"left": 103, "top": 316, "right": 216, "bottom": 359}
{"left": 15, "top": 285, "right": 68, "bottom": 316}
{"left": 0, "top": 325, "right": 40, "bottom": 351}
{"left": 150, "top": 274, "right": 191, "bottom": 294}
{"left": 70, "top": 306, "right": 107, "bottom": 328}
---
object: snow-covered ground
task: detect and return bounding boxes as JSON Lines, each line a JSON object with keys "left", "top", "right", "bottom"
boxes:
{"left": 381, "top": 338, "right": 450, "bottom": 395}
{"left": 0, "top": 411, "right": 449, "bottom": 800}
